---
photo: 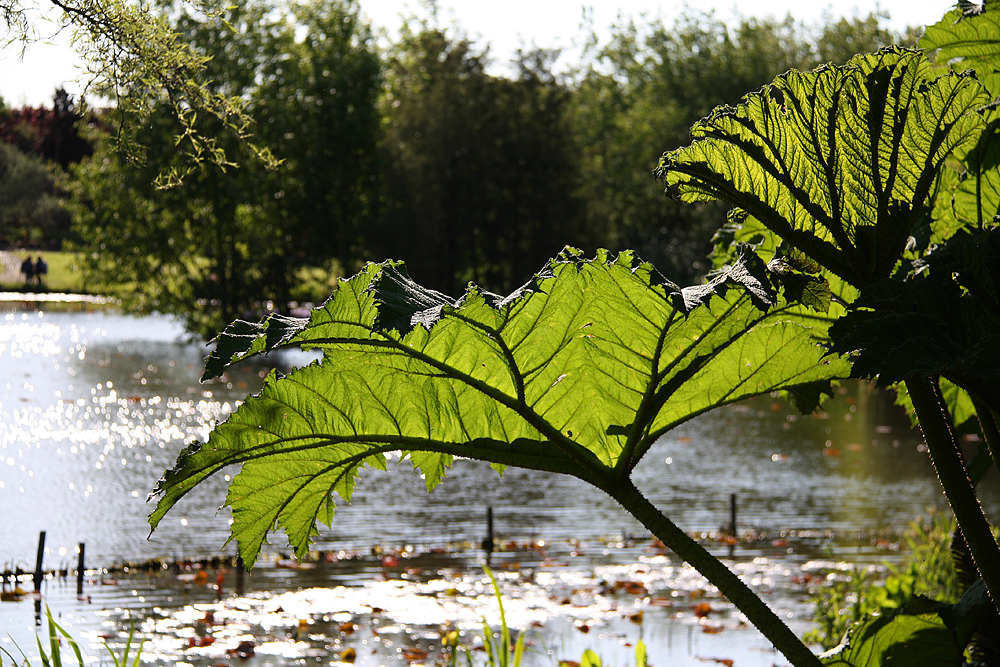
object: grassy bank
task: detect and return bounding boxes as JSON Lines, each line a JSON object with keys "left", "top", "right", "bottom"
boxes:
{"left": 1, "top": 250, "right": 92, "bottom": 293}
{"left": 1, "top": 250, "right": 341, "bottom": 305}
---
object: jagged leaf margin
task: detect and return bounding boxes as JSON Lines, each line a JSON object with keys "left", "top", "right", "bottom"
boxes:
{"left": 150, "top": 249, "right": 851, "bottom": 565}
{"left": 657, "top": 47, "right": 990, "bottom": 289}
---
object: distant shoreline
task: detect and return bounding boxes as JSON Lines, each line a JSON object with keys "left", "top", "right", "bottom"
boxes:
{"left": 0, "top": 290, "right": 111, "bottom": 303}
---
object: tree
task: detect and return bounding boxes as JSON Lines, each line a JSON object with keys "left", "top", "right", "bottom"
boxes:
{"left": 68, "top": 0, "right": 382, "bottom": 337}
{"left": 251, "top": 0, "right": 382, "bottom": 274}
{"left": 376, "top": 21, "right": 594, "bottom": 295}
{"left": 0, "top": 141, "right": 69, "bottom": 247}
{"left": 3, "top": 0, "right": 275, "bottom": 180}
{"left": 0, "top": 88, "right": 92, "bottom": 168}
{"left": 0, "top": 88, "right": 87, "bottom": 248}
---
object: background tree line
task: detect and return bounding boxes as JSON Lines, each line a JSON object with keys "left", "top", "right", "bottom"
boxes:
{"left": 0, "top": 88, "right": 91, "bottom": 247}
{"left": 0, "top": 0, "right": 915, "bottom": 336}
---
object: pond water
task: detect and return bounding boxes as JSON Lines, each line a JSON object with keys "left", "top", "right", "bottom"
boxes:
{"left": 1, "top": 301, "right": 997, "bottom": 666}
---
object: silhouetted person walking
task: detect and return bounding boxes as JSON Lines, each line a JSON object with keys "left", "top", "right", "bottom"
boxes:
{"left": 34, "top": 256, "right": 47, "bottom": 287}
{"left": 20, "top": 255, "right": 35, "bottom": 286}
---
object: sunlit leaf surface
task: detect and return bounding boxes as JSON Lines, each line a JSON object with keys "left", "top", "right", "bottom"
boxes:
{"left": 657, "top": 48, "right": 989, "bottom": 289}
{"left": 923, "top": 4, "right": 1000, "bottom": 98}
{"left": 150, "top": 249, "right": 849, "bottom": 564}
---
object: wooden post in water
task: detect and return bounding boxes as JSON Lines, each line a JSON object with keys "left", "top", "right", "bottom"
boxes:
{"left": 76, "top": 543, "right": 85, "bottom": 596}
{"left": 482, "top": 506, "right": 494, "bottom": 565}
{"left": 235, "top": 555, "right": 245, "bottom": 596}
{"left": 33, "top": 531, "right": 46, "bottom": 593}
{"left": 728, "top": 493, "right": 738, "bottom": 537}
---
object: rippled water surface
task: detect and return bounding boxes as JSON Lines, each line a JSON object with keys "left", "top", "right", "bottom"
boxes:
{"left": 2, "top": 303, "right": 997, "bottom": 665}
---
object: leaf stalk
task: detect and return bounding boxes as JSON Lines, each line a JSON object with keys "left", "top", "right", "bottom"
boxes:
{"left": 606, "top": 479, "right": 822, "bottom": 667}
{"left": 906, "top": 376, "right": 1000, "bottom": 614}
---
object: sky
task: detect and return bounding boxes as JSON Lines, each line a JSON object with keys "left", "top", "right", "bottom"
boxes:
{"left": 0, "top": 0, "right": 953, "bottom": 107}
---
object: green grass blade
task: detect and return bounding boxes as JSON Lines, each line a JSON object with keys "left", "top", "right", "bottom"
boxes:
{"left": 35, "top": 633, "right": 52, "bottom": 667}
{"left": 512, "top": 629, "right": 526, "bottom": 667}
{"left": 480, "top": 617, "right": 497, "bottom": 667}
{"left": 634, "top": 639, "right": 647, "bottom": 667}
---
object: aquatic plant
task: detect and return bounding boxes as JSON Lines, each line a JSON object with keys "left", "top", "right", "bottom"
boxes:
{"left": 560, "top": 642, "right": 647, "bottom": 667}
{"left": 479, "top": 565, "right": 527, "bottom": 667}
{"left": 150, "top": 4, "right": 1000, "bottom": 666}
{"left": 0, "top": 607, "right": 143, "bottom": 667}
{"left": 805, "top": 514, "right": 963, "bottom": 650}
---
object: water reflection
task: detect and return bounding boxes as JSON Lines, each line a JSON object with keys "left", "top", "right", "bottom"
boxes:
{"left": 3, "top": 304, "right": 999, "bottom": 666}
{"left": 4, "top": 306, "right": 994, "bottom": 572}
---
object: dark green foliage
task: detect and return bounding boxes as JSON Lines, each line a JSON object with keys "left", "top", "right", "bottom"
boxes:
{"left": 829, "top": 228, "right": 1000, "bottom": 414}
{"left": 0, "top": 89, "right": 92, "bottom": 170}
{"left": 68, "top": 0, "right": 381, "bottom": 337}
{"left": 251, "top": 0, "right": 382, "bottom": 270}
{"left": 819, "top": 582, "right": 991, "bottom": 666}
{"left": 376, "top": 27, "right": 590, "bottom": 295}
{"left": 0, "top": 142, "right": 70, "bottom": 247}
{"left": 807, "top": 514, "right": 963, "bottom": 651}
{"left": 951, "top": 528, "right": 1000, "bottom": 666}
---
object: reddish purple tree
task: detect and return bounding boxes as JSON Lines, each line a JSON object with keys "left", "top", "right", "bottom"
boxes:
{"left": 0, "top": 88, "right": 92, "bottom": 168}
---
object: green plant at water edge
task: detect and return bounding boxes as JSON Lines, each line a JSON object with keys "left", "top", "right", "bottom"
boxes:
{"left": 805, "top": 513, "right": 963, "bottom": 650}
{"left": 479, "top": 566, "right": 527, "bottom": 667}
{"left": 150, "top": 4, "right": 1000, "bottom": 666}
{"left": 805, "top": 565, "right": 880, "bottom": 654}
{"left": 559, "top": 641, "right": 647, "bottom": 667}
{"left": 1, "top": 607, "right": 85, "bottom": 667}
{"left": 460, "top": 566, "right": 645, "bottom": 667}
{"left": 439, "top": 565, "right": 526, "bottom": 667}
{"left": 0, "top": 607, "right": 144, "bottom": 667}
{"left": 102, "top": 622, "right": 144, "bottom": 667}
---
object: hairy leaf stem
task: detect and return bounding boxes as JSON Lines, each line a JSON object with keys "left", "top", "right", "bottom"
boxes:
{"left": 606, "top": 479, "right": 822, "bottom": 667}
{"left": 906, "top": 377, "right": 1000, "bottom": 614}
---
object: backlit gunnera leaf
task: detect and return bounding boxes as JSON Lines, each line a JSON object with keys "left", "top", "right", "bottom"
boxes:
{"left": 656, "top": 47, "right": 990, "bottom": 290}
{"left": 922, "top": 6, "right": 1000, "bottom": 243}
{"left": 922, "top": 2, "right": 1000, "bottom": 99}
{"left": 933, "top": 102, "right": 1000, "bottom": 243}
{"left": 150, "top": 248, "right": 851, "bottom": 566}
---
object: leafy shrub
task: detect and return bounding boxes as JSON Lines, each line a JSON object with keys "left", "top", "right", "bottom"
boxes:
{"left": 805, "top": 513, "right": 962, "bottom": 650}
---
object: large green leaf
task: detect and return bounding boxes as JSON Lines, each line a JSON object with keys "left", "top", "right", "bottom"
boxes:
{"left": 922, "top": 2, "right": 1000, "bottom": 99}
{"left": 820, "top": 581, "right": 990, "bottom": 667}
{"left": 829, "top": 228, "right": 1000, "bottom": 414}
{"left": 656, "top": 48, "right": 990, "bottom": 289}
{"left": 149, "top": 249, "right": 851, "bottom": 564}
{"left": 922, "top": 7, "right": 1000, "bottom": 244}
{"left": 933, "top": 104, "right": 1000, "bottom": 241}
